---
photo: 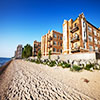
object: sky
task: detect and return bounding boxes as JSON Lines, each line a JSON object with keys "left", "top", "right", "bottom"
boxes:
{"left": 0, "top": 0, "right": 100, "bottom": 57}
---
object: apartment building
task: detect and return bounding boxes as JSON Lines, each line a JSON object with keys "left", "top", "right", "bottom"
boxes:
{"left": 63, "top": 13, "right": 100, "bottom": 54}
{"left": 33, "top": 40, "right": 41, "bottom": 56}
{"left": 41, "top": 30, "right": 63, "bottom": 56}
{"left": 15, "top": 45, "right": 23, "bottom": 59}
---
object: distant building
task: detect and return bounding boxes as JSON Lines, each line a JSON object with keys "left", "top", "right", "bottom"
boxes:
{"left": 33, "top": 40, "right": 41, "bottom": 56}
{"left": 15, "top": 45, "right": 23, "bottom": 59}
{"left": 63, "top": 13, "right": 100, "bottom": 54}
{"left": 41, "top": 30, "right": 63, "bottom": 56}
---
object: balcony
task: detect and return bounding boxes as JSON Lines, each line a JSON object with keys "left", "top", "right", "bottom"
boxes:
{"left": 71, "top": 35, "right": 79, "bottom": 43}
{"left": 48, "top": 36, "right": 52, "bottom": 42}
{"left": 48, "top": 44, "right": 52, "bottom": 48}
{"left": 70, "top": 25, "right": 79, "bottom": 33}
{"left": 71, "top": 46, "right": 80, "bottom": 53}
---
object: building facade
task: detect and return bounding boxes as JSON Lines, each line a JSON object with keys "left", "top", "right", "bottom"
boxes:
{"left": 63, "top": 13, "right": 100, "bottom": 54}
{"left": 15, "top": 45, "right": 23, "bottom": 59}
{"left": 41, "top": 30, "right": 63, "bottom": 56}
{"left": 33, "top": 40, "right": 41, "bottom": 56}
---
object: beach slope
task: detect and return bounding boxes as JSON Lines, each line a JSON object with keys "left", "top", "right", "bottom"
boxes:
{"left": 0, "top": 60, "right": 100, "bottom": 100}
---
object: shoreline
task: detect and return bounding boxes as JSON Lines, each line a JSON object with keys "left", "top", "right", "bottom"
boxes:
{"left": 0, "top": 59, "right": 12, "bottom": 75}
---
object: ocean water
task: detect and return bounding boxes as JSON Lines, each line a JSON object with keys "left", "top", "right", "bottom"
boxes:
{"left": 0, "top": 57, "right": 11, "bottom": 67}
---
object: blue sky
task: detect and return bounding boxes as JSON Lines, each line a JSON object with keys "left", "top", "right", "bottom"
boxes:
{"left": 0, "top": 0, "right": 100, "bottom": 57}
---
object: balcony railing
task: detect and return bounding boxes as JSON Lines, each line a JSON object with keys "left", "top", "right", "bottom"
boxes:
{"left": 70, "top": 25, "right": 79, "bottom": 33}
{"left": 48, "top": 36, "right": 52, "bottom": 42}
{"left": 71, "top": 35, "right": 79, "bottom": 43}
{"left": 48, "top": 44, "right": 52, "bottom": 48}
{"left": 71, "top": 46, "right": 80, "bottom": 53}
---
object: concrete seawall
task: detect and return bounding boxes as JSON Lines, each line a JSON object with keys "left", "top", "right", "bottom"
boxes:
{"left": 42, "top": 52, "right": 100, "bottom": 61}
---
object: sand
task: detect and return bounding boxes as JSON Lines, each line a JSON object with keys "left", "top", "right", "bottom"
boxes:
{"left": 0, "top": 59, "right": 100, "bottom": 100}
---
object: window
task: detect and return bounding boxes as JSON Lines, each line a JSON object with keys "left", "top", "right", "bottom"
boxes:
{"left": 88, "top": 26, "right": 92, "bottom": 32}
{"left": 58, "top": 35, "right": 59, "bottom": 39}
{"left": 57, "top": 49, "right": 59, "bottom": 52}
{"left": 88, "top": 35, "right": 92, "bottom": 42}
{"left": 74, "top": 23, "right": 77, "bottom": 27}
{"left": 83, "top": 43, "right": 85, "bottom": 48}
{"left": 60, "top": 37, "right": 62, "bottom": 40}
{"left": 84, "top": 31, "right": 85, "bottom": 37}
{"left": 53, "top": 34, "right": 57, "bottom": 38}
{"left": 60, "top": 43, "right": 62, "bottom": 46}
{"left": 60, "top": 49, "right": 62, "bottom": 53}
{"left": 94, "top": 37, "right": 97, "bottom": 44}
{"left": 93, "top": 29, "right": 96, "bottom": 35}
{"left": 53, "top": 41, "right": 56, "bottom": 45}
{"left": 89, "top": 45, "right": 93, "bottom": 51}
{"left": 58, "top": 42, "right": 59, "bottom": 45}
{"left": 95, "top": 47, "right": 98, "bottom": 52}
{"left": 53, "top": 48, "right": 56, "bottom": 52}
{"left": 83, "top": 22, "right": 85, "bottom": 27}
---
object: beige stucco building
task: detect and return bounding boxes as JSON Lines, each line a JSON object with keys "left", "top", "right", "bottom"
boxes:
{"left": 41, "top": 30, "right": 63, "bottom": 56}
{"left": 63, "top": 13, "right": 100, "bottom": 54}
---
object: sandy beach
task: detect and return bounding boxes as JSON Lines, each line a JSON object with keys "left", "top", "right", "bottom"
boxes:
{"left": 0, "top": 59, "right": 100, "bottom": 100}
